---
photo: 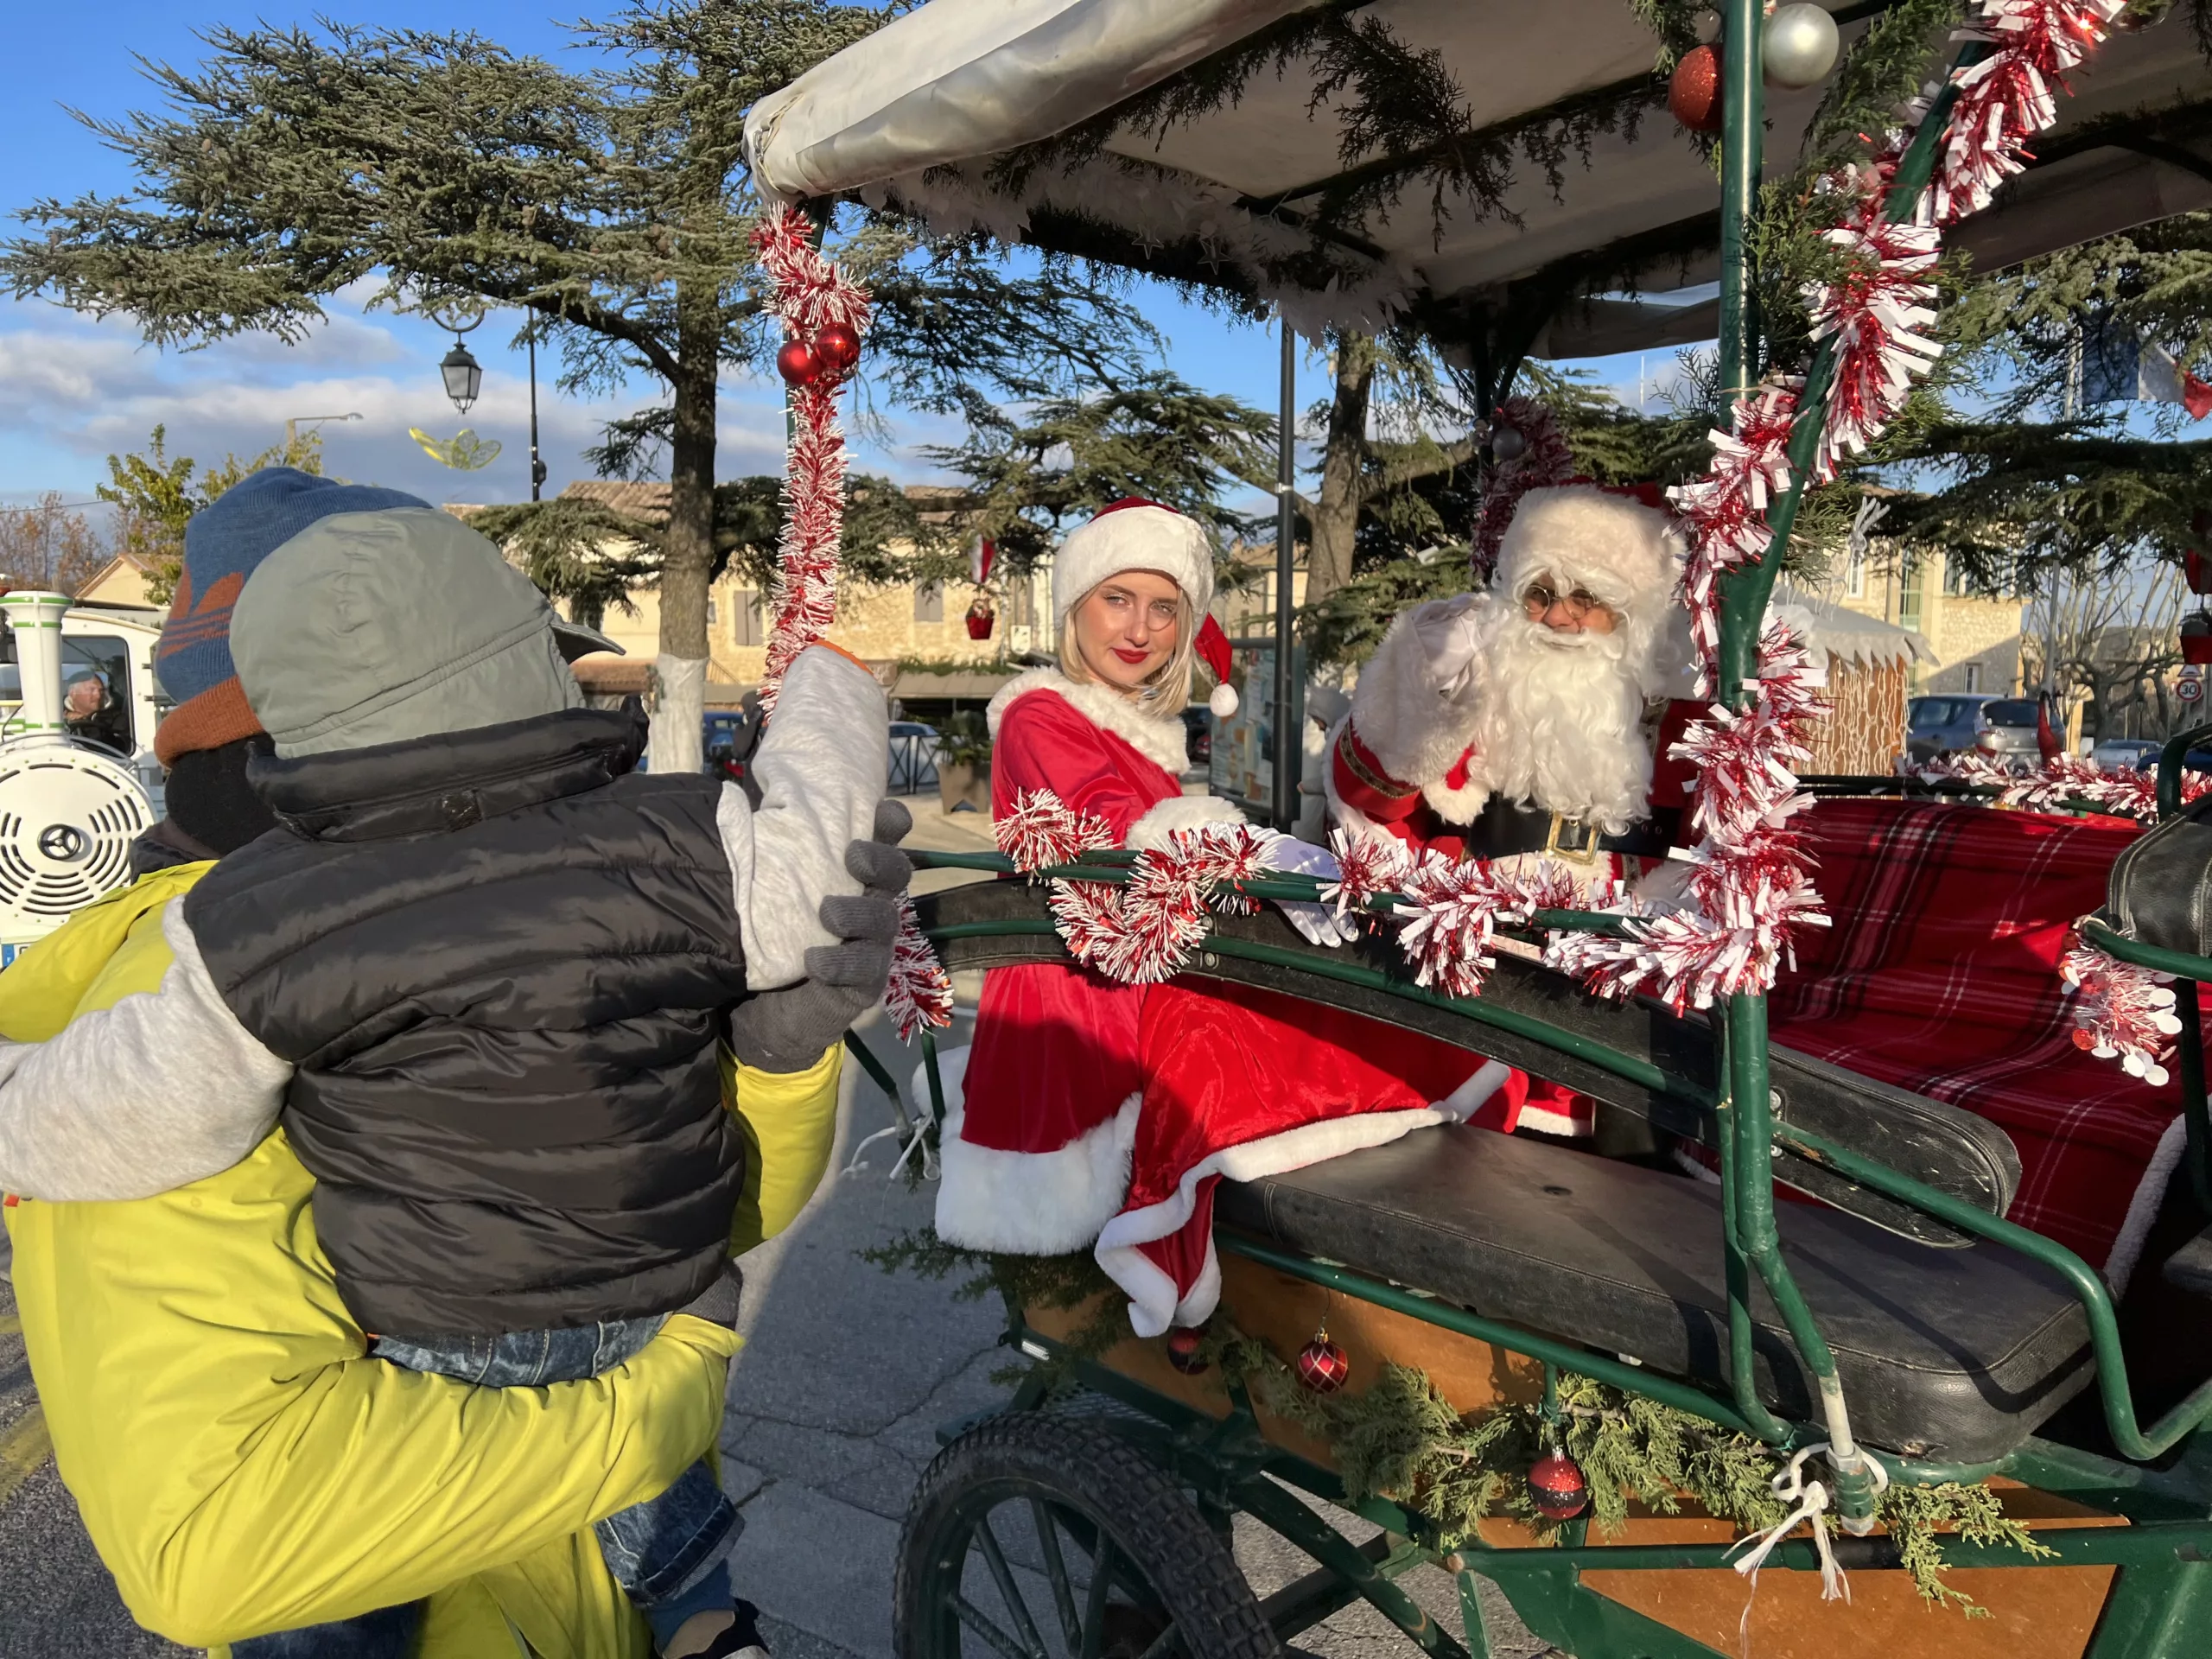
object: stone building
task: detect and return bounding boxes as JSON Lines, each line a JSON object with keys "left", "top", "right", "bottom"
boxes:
{"left": 480, "top": 482, "right": 1304, "bottom": 720}
{"left": 1828, "top": 538, "right": 2026, "bottom": 697}
{"left": 493, "top": 481, "right": 1046, "bottom": 715}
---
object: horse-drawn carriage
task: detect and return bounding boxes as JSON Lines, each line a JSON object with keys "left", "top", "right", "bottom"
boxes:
{"left": 751, "top": 2, "right": 2212, "bottom": 1652}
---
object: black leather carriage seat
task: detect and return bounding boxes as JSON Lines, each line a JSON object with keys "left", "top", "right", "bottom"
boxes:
{"left": 1215, "top": 1124, "right": 2094, "bottom": 1464}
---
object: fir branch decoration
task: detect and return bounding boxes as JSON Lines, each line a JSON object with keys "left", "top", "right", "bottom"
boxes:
{"left": 861, "top": 1228, "right": 1127, "bottom": 1382}
{"left": 1205, "top": 1324, "right": 2055, "bottom": 1613}
{"left": 976, "top": 0, "right": 1699, "bottom": 264}
{"left": 861, "top": 1238, "right": 2061, "bottom": 1611}
{"left": 1628, "top": 0, "right": 1710, "bottom": 73}
{"left": 1880, "top": 1480, "right": 2057, "bottom": 1613}
{"left": 1800, "top": 0, "right": 1969, "bottom": 181}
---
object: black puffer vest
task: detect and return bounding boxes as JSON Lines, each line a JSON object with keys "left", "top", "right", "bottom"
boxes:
{"left": 184, "top": 708, "right": 749, "bottom": 1338}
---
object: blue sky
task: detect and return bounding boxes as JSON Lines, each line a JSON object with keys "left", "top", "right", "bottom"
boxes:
{"left": 0, "top": 2, "right": 1675, "bottom": 515}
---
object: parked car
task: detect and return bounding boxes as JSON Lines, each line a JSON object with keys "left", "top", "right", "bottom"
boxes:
{"left": 889, "top": 720, "right": 942, "bottom": 793}
{"left": 1906, "top": 695, "right": 2043, "bottom": 764}
{"left": 2088, "top": 737, "right": 2161, "bottom": 772}
{"left": 702, "top": 709, "right": 758, "bottom": 780}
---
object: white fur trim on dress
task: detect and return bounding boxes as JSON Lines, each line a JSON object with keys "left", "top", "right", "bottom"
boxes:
{"left": 1126, "top": 794, "right": 1249, "bottom": 852}
{"left": 1421, "top": 769, "right": 1489, "bottom": 827}
{"left": 1344, "top": 608, "right": 1484, "bottom": 794}
{"left": 934, "top": 1039, "right": 1143, "bottom": 1255}
{"left": 1093, "top": 1067, "right": 1500, "bottom": 1338}
{"left": 987, "top": 668, "right": 1192, "bottom": 778}
{"left": 2101, "top": 1111, "right": 2188, "bottom": 1297}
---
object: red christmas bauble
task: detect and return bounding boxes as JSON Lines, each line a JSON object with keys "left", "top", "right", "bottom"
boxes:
{"left": 1669, "top": 45, "right": 1724, "bottom": 134}
{"left": 815, "top": 322, "right": 862, "bottom": 376}
{"left": 776, "top": 339, "right": 820, "bottom": 386}
{"left": 1528, "top": 1449, "right": 1589, "bottom": 1521}
{"left": 1164, "top": 1327, "right": 1209, "bottom": 1375}
{"left": 1296, "top": 1330, "right": 1349, "bottom": 1395}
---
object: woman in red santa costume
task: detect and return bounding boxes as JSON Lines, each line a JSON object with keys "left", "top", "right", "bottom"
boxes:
{"left": 937, "top": 499, "right": 1505, "bottom": 1337}
{"left": 1323, "top": 484, "right": 1701, "bottom": 1135}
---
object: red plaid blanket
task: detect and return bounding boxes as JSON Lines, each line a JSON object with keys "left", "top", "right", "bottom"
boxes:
{"left": 1770, "top": 798, "right": 2184, "bottom": 1278}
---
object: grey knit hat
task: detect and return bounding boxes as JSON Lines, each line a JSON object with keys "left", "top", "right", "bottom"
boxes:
{"left": 231, "top": 508, "right": 583, "bottom": 758}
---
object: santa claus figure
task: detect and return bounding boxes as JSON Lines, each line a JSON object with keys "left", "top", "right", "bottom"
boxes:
{"left": 1327, "top": 484, "right": 1697, "bottom": 875}
{"left": 937, "top": 499, "right": 1506, "bottom": 1336}
{"left": 1323, "top": 485, "right": 1700, "bottom": 1138}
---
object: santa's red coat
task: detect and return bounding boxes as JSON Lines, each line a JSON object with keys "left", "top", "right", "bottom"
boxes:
{"left": 939, "top": 670, "right": 1497, "bottom": 1334}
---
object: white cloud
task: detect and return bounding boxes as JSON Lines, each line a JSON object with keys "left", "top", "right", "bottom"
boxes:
{"left": 0, "top": 287, "right": 960, "bottom": 508}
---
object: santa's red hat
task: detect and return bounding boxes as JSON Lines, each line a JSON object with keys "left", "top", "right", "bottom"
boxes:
{"left": 1054, "top": 498, "right": 1237, "bottom": 715}
{"left": 1196, "top": 614, "right": 1237, "bottom": 717}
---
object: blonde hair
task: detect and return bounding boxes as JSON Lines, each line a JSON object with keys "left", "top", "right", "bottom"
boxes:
{"left": 1059, "top": 586, "right": 1195, "bottom": 717}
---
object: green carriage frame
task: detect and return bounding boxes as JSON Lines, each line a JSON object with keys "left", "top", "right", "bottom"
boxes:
{"left": 821, "top": 3, "right": 2212, "bottom": 1652}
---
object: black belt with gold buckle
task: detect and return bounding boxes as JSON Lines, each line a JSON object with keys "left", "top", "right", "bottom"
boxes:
{"left": 1466, "top": 798, "right": 1674, "bottom": 862}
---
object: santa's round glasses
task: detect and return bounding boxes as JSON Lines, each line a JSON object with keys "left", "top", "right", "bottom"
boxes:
{"left": 1521, "top": 582, "right": 1606, "bottom": 620}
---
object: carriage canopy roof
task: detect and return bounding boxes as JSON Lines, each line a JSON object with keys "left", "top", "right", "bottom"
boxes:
{"left": 744, "top": 0, "right": 2212, "bottom": 351}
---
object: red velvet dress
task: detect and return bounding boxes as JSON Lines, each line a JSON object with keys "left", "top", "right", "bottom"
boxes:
{"left": 937, "top": 671, "right": 1497, "bottom": 1336}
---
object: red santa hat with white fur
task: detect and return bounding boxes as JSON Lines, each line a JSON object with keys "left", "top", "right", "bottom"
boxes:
{"left": 1054, "top": 499, "right": 1241, "bottom": 716}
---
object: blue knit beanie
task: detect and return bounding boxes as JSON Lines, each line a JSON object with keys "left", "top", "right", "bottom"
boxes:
{"left": 156, "top": 467, "right": 428, "bottom": 764}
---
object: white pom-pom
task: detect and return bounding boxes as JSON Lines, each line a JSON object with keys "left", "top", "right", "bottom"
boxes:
{"left": 1209, "top": 681, "right": 1238, "bottom": 718}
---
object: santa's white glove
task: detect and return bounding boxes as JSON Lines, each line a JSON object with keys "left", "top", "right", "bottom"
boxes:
{"left": 1259, "top": 834, "right": 1356, "bottom": 948}
{"left": 1409, "top": 595, "right": 1483, "bottom": 697}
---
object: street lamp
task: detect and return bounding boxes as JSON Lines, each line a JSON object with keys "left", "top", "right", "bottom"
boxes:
{"left": 283, "top": 411, "right": 361, "bottom": 448}
{"left": 441, "top": 340, "right": 484, "bottom": 415}
{"left": 525, "top": 315, "right": 549, "bottom": 501}
{"left": 426, "top": 304, "right": 486, "bottom": 416}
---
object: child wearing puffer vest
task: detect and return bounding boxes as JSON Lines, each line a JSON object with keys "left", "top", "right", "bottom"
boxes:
{"left": 0, "top": 500, "right": 899, "bottom": 1659}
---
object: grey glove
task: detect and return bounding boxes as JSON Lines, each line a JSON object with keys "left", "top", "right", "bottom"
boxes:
{"left": 727, "top": 799, "right": 913, "bottom": 1072}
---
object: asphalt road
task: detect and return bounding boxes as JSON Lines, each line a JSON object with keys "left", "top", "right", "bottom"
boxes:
{"left": 0, "top": 796, "right": 1553, "bottom": 1659}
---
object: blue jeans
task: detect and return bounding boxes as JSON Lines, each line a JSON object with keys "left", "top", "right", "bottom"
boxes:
{"left": 232, "top": 1319, "right": 740, "bottom": 1658}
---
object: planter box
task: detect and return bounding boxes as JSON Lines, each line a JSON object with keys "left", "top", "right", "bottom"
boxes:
{"left": 938, "top": 760, "right": 992, "bottom": 812}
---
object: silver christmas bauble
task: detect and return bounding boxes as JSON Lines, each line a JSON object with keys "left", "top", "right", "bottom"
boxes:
{"left": 1491, "top": 426, "right": 1526, "bottom": 462}
{"left": 1763, "top": 3, "right": 1840, "bottom": 90}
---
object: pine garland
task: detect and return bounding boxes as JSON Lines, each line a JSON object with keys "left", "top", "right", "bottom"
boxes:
{"left": 862, "top": 1228, "right": 1127, "bottom": 1385}
{"left": 865, "top": 1231, "right": 2057, "bottom": 1614}
{"left": 1204, "top": 1325, "right": 2054, "bottom": 1615}
{"left": 973, "top": 0, "right": 1709, "bottom": 263}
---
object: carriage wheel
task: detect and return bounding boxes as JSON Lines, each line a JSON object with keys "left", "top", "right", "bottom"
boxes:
{"left": 894, "top": 1412, "right": 1282, "bottom": 1659}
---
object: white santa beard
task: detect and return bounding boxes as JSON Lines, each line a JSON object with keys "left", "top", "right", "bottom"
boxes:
{"left": 1468, "top": 613, "right": 1651, "bottom": 834}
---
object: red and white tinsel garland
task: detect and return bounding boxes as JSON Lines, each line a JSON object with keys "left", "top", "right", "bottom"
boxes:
{"left": 870, "top": 2, "right": 2149, "bottom": 1049}
{"left": 1547, "top": 623, "right": 1834, "bottom": 1013}
{"left": 1934, "top": 0, "right": 2129, "bottom": 226}
{"left": 990, "top": 796, "right": 1283, "bottom": 984}
{"left": 1807, "top": 207, "right": 1943, "bottom": 482}
{"left": 996, "top": 788, "right": 1117, "bottom": 874}
{"left": 1320, "top": 828, "right": 1410, "bottom": 927}
{"left": 744, "top": 207, "right": 942, "bottom": 1036}
{"left": 1592, "top": 0, "right": 2132, "bottom": 1020}
{"left": 885, "top": 893, "right": 957, "bottom": 1041}
{"left": 1394, "top": 855, "right": 1612, "bottom": 1000}
{"left": 1913, "top": 751, "right": 2212, "bottom": 823}
{"left": 751, "top": 204, "right": 871, "bottom": 713}
{"left": 2060, "top": 931, "right": 2183, "bottom": 1088}
{"left": 1668, "top": 381, "right": 1801, "bottom": 692}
